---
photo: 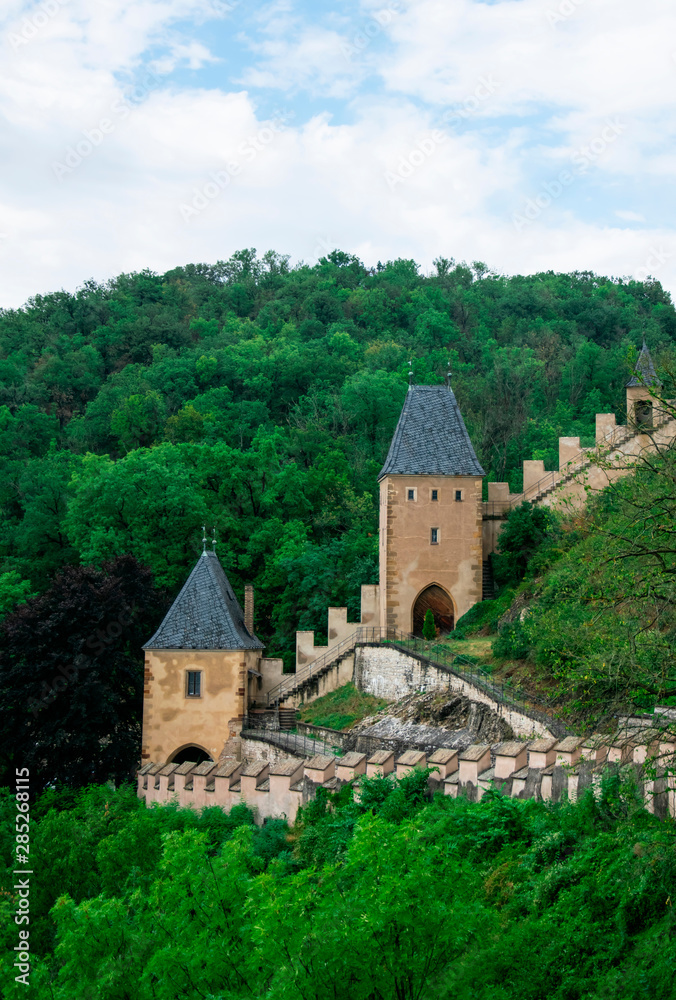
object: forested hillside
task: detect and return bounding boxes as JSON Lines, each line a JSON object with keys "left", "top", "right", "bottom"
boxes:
{"left": 3, "top": 771, "right": 674, "bottom": 999}
{"left": 1, "top": 249, "right": 675, "bottom": 657}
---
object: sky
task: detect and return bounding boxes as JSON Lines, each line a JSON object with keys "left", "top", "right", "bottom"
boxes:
{"left": 1, "top": 0, "right": 675, "bottom": 308}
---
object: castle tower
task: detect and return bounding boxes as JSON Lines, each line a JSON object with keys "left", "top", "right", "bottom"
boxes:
{"left": 378, "top": 384, "right": 485, "bottom": 636}
{"left": 626, "top": 340, "right": 661, "bottom": 430}
{"left": 141, "top": 549, "right": 263, "bottom": 765}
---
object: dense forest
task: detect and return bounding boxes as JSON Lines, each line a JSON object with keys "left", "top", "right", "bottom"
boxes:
{"left": 1, "top": 255, "right": 675, "bottom": 998}
{"left": 2, "top": 768, "right": 674, "bottom": 999}
{"left": 1, "top": 249, "right": 675, "bottom": 661}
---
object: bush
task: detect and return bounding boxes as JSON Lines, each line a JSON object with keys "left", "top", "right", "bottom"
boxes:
{"left": 493, "top": 503, "right": 559, "bottom": 584}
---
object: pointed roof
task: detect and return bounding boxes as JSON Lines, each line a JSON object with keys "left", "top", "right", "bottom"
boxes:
{"left": 144, "top": 550, "right": 263, "bottom": 650}
{"left": 379, "top": 384, "right": 484, "bottom": 479}
{"left": 626, "top": 341, "right": 661, "bottom": 387}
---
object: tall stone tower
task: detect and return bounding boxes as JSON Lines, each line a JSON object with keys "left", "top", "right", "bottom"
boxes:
{"left": 141, "top": 549, "right": 264, "bottom": 765}
{"left": 378, "top": 384, "right": 484, "bottom": 635}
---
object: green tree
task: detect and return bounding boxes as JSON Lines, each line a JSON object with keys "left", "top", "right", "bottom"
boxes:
{"left": 111, "top": 390, "right": 165, "bottom": 451}
{"left": 494, "top": 502, "right": 558, "bottom": 583}
{"left": 423, "top": 607, "right": 437, "bottom": 639}
{"left": 0, "top": 571, "right": 33, "bottom": 618}
{"left": 64, "top": 447, "right": 208, "bottom": 589}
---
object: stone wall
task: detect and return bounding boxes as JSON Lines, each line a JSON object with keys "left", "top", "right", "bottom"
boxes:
{"left": 240, "top": 738, "right": 294, "bottom": 765}
{"left": 353, "top": 645, "right": 557, "bottom": 740}
{"left": 138, "top": 733, "right": 676, "bottom": 826}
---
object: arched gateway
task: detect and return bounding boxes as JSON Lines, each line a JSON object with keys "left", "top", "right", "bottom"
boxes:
{"left": 412, "top": 584, "right": 455, "bottom": 636}
{"left": 170, "top": 745, "right": 213, "bottom": 765}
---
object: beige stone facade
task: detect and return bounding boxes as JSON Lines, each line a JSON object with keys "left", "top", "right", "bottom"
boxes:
{"left": 378, "top": 473, "right": 483, "bottom": 633}
{"left": 142, "top": 647, "right": 261, "bottom": 764}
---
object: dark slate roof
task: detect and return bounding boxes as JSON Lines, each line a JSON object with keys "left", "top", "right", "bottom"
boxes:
{"left": 626, "top": 341, "right": 661, "bottom": 387}
{"left": 379, "top": 385, "right": 484, "bottom": 479}
{"left": 144, "top": 550, "right": 263, "bottom": 650}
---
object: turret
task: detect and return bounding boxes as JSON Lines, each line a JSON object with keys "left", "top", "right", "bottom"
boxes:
{"left": 141, "top": 546, "right": 263, "bottom": 765}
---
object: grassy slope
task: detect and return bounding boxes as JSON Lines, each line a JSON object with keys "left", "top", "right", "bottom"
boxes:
{"left": 297, "top": 682, "right": 389, "bottom": 730}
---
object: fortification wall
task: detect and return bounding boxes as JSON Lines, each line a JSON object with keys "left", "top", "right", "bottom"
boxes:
{"left": 296, "top": 585, "right": 379, "bottom": 669}
{"left": 138, "top": 729, "right": 676, "bottom": 825}
{"left": 484, "top": 412, "right": 676, "bottom": 555}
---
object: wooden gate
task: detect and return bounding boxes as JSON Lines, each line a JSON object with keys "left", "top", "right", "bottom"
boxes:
{"left": 412, "top": 584, "right": 455, "bottom": 636}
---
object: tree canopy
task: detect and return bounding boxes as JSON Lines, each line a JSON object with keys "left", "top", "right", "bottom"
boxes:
{"left": 0, "top": 556, "right": 167, "bottom": 791}
{"left": 0, "top": 250, "right": 674, "bottom": 661}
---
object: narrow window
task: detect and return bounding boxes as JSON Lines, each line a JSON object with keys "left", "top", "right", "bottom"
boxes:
{"left": 407, "top": 488, "right": 416, "bottom": 501}
{"left": 187, "top": 671, "right": 202, "bottom": 697}
{"left": 430, "top": 528, "right": 439, "bottom": 544}
{"left": 455, "top": 490, "right": 462, "bottom": 502}
{"left": 431, "top": 489, "right": 438, "bottom": 501}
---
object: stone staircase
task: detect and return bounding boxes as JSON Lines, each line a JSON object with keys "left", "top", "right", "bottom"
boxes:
{"left": 517, "top": 414, "right": 671, "bottom": 507}
{"left": 266, "top": 629, "right": 366, "bottom": 708}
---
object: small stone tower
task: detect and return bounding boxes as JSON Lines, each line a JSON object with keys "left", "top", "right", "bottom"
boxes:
{"left": 141, "top": 549, "right": 264, "bottom": 765}
{"left": 626, "top": 340, "right": 661, "bottom": 430}
{"left": 378, "top": 384, "right": 485, "bottom": 635}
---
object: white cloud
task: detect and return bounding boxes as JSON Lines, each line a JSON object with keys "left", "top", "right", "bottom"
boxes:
{"left": 0, "top": 0, "right": 675, "bottom": 308}
{"left": 615, "top": 210, "right": 646, "bottom": 223}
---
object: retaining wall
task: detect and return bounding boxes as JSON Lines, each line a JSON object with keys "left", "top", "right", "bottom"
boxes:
{"left": 354, "top": 645, "right": 557, "bottom": 740}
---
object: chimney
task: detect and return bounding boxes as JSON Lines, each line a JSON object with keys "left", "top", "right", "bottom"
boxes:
{"left": 244, "top": 585, "right": 254, "bottom": 635}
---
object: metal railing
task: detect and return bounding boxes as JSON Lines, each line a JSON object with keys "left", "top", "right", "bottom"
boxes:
{"left": 266, "top": 628, "right": 374, "bottom": 707}
{"left": 482, "top": 406, "right": 675, "bottom": 519}
{"left": 266, "top": 626, "right": 567, "bottom": 735}
{"left": 240, "top": 727, "right": 341, "bottom": 758}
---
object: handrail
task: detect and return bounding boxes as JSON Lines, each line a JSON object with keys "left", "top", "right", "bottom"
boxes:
{"left": 266, "top": 626, "right": 566, "bottom": 733}
{"left": 266, "top": 627, "right": 385, "bottom": 707}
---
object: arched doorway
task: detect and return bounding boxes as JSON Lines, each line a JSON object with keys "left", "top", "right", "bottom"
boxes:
{"left": 170, "top": 745, "right": 213, "bottom": 765}
{"left": 412, "top": 585, "right": 455, "bottom": 637}
{"left": 634, "top": 399, "right": 653, "bottom": 429}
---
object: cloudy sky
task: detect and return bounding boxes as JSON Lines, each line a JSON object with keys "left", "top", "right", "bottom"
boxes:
{"left": 1, "top": 0, "right": 675, "bottom": 308}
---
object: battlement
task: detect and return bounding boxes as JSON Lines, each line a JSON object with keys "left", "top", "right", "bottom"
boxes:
{"left": 483, "top": 402, "right": 676, "bottom": 555}
{"left": 137, "top": 728, "right": 676, "bottom": 824}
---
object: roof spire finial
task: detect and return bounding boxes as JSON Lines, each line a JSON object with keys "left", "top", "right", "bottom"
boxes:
{"left": 408, "top": 360, "right": 413, "bottom": 391}
{"left": 202, "top": 525, "right": 207, "bottom": 553}
{"left": 446, "top": 361, "right": 452, "bottom": 389}
{"left": 211, "top": 526, "right": 217, "bottom": 552}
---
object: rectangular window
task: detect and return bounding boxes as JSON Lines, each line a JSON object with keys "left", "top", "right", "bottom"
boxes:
{"left": 407, "top": 488, "right": 416, "bottom": 501}
{"left": 455, "top": 490, "right": 462, "bottom": 502}
{"left": 431, "top": 489, "right": 438, "bottom": 501}
{"left": 187, "top": 671, "right": 202, "bottom": 697}
{"left": 430, "top": 528, "right": 439, "bottom": 544}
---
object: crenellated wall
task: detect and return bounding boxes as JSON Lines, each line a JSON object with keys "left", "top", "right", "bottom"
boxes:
{"left": 296, "top": 584, "right": 380, "bottom": 669}
{"left": 483, "top": 403, "right": 676, "bottom": 556}
{"left": 138, "top": 729, "right": 676, "bottom": 824}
